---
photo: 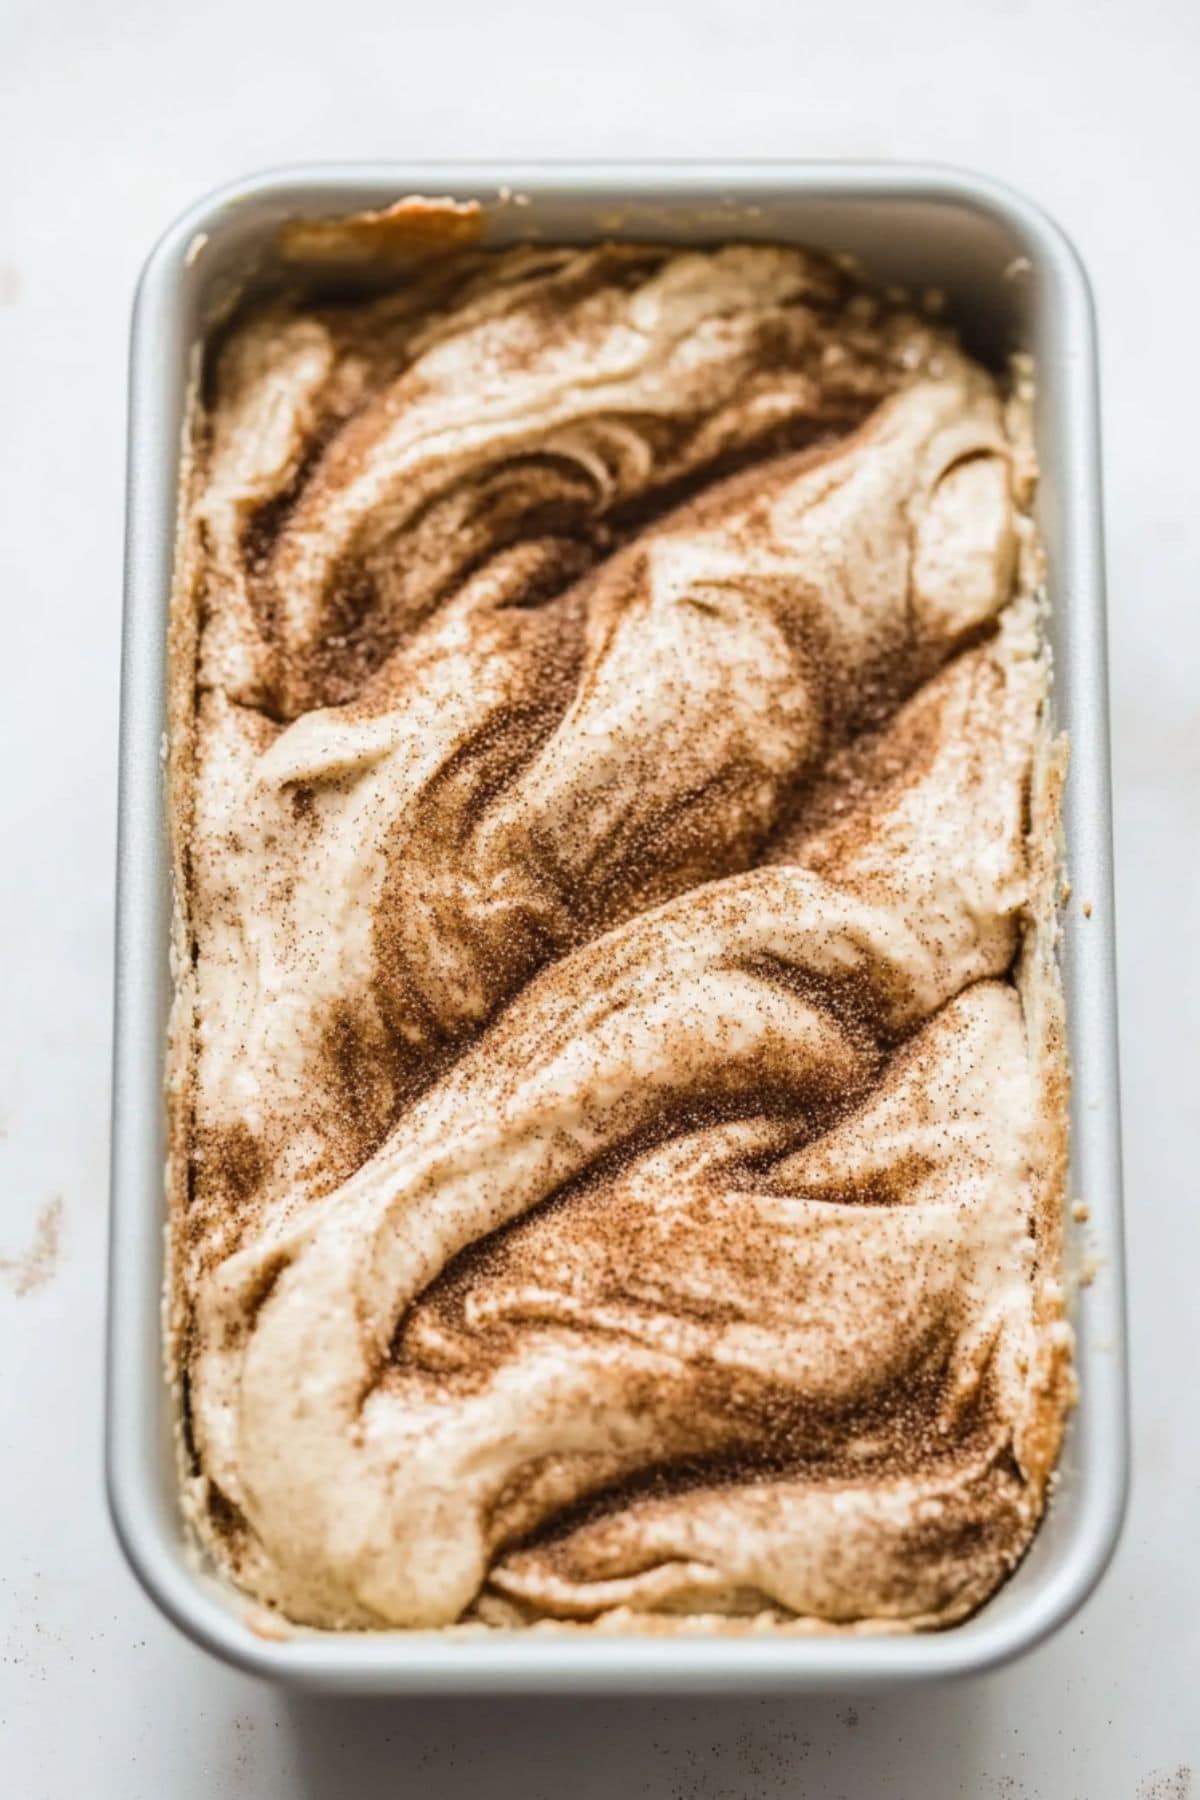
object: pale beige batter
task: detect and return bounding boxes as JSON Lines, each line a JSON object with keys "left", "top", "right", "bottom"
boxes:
{"left": 167, "top": 234, "right": 1071, "bottom": 1633}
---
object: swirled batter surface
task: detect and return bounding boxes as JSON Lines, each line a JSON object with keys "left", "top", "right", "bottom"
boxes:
{"left": 167, "top": 235, "right": 1071, "bottom": 1632}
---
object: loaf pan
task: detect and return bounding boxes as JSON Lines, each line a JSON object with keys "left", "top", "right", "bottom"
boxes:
{"left": 107, "top": 161, "right": 1127, "bottom": 1692}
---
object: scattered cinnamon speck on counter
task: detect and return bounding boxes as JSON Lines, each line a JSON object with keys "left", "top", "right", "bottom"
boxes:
{"left": 0, "top": 1197, "right": 63, "bottom": 1297}
{"left": 1137, "top": 1767, "right": 1194, "bottom": 1800}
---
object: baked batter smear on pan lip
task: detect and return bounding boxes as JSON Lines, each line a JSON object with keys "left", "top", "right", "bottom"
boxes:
{"left": 167, "top": 227, "right": 1073, "bottom": 1635}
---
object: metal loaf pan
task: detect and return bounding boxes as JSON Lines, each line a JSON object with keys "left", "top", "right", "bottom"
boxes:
{"left": 107, "top": 162, "right": 1127, "bottom": 1693}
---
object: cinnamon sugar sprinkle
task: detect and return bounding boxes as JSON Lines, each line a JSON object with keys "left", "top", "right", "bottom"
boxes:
{"left": 167, "top": 235, "right": 1072, "bottom": 1633}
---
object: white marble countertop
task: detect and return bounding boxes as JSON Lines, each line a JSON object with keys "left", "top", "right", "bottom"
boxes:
{"left": 2, "top": 1, "right": 1196, "bottom": 1794}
